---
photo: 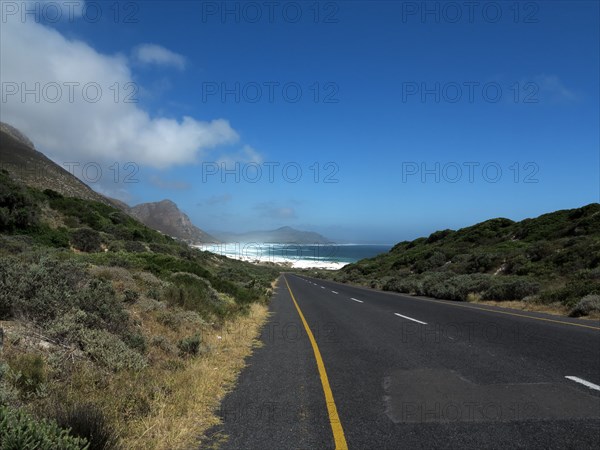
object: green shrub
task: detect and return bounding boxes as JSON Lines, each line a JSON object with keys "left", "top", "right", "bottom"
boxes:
{"left": 383, "top": 276, "right": 424, "bottom": 295}
{"left": 74, "top": 279, "right": 129, "bottom": 334}
{"left": 46, "top": 196, "right": 110, "bottom": 232}
{"left": 156, "top": 310, "right": 182, "bottom": 330}
{"left": 504, "top": 255, "right": 531, "bottom": 275}
{"left": 569, "top": 295, "right": 600, "bottom": 317}
{"left": 122, "top": 331, "right": 147, "bottom": 354}
{"left": 148, "top": 242, "right": 176, "bottom": 255}
{"left": 70, "top": 228, "right": 102, "bottom": 252}
{"left": 107, "top": 241, "right": 125, "bottom": 252}
{"left": 146, "top": 288, "right": 160, "bottom": 300}
{"left": 0, "top": 235, "right": 34, "bottom": 256}
{"left": 29, "top": 225, "right": 70, "bottom": 248}
{"left": 151, "top": 335, "right": 176, "bottom": 354}
{"left": 123, "top": 289, "right": 139, "bottom": 303}
{"left": 0, "top": 171, "right": 39, "bottom": 233}
{"left": 482, "top": 279, "right": 540, "bottom": 301}
{"left": 8, "top": 353, "right": 46, "bottom": 397}
{"left": 46, "top": 310, "right": 89, "bottom": 344}
{"left": 0, "top": 363, "right": 19, "bottom": 407}
{"left": 426, "top": 229, "right": 453, "bottom": 244}
{"left": 0, "top": 405, "right": 89, "bottom": 449}
{"left": 0, "top": 256, "right": 131, "bottom": 337}
{"left": 177, "top": 334, "right": 201, "bottom": 357}
{"left": 163, "top": 273, "right": 225, "bottom": 319}
{"left": 0, "top": 257, "right": 83, "bottom": 323}
{"left": 541, "top": 279, "right": 600, "bottom": 307}
{"left": 79, "top": 329, "right": 146, "bottom": 372}
{"left": 465, "top": 253, "right": 501, "bottom": 273}
{"left": 122, "top": 240, "right": 146, "bottom": 253}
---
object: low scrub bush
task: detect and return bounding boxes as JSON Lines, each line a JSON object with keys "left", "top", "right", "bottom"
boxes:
{"left": 51, "top": 403, "right": 119, "bottom": 450}
{"left": 0, "top": 171, "right": 39, "bottom": 233}
{"left": 1, "top": 257, "right": 131, "bottom": 337}
{"left": 79, "top": 329, "right": 146, "bottom": 372}
{"left": 570, "top": 294, "right": 600, "bottom": 317}
{"left": 382, "top": 273, "right": 538, "bottom": 302}
{"left": 156, "top": 310, "right": 183, "bottom": 330}
{"left": 541, "top": 279, "right": 600, "bottom": 307}
{"left": 121, "top": 331, "right": 147, "bottom": 354}
{"left": 29, "top": 225, "right": 70, "bottom": 248}
{"left": 482, "top": 278, "right": 540, "bottom": 301}
{"left": 0, "top": 256, "right": 84, "bottom": 323}
{"left": 0, "top": 405, "right": 89, "bottom": 449}
{"left": 151, "top": 335, "right": 176, "bottom": 354}
{"left": 122, "top": 240, "right": 146, "bottom": 253}
{"left": 177, "top": 334, "right": 202, "bottom": 357}
{"left": 7, "top": 353, "right": 47, "bottom": 397}
{"left": 163, "top": 273, "right": 224, "bottom": 319}
{"left": 70, "top": 228, "right": 102, "bottom": 253}
{"left": 122, "top": 289, "right": 139, "bottom": 303}
{"left": 0, "top": 363, "right": 19, "bottom": 406}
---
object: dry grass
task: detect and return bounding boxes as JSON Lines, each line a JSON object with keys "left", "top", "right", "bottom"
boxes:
{"left": 38, "top": 301, "right": 270, "bottom": 449}
{"left": 120, "top": 302, "right": 270, "bottom": 449}
{"left": 469, "top": 298, "right": 570, "bottom": 316}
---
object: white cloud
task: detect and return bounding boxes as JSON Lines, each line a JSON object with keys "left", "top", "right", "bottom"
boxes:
{"left": 133, "top": 44, "right": 186, "bottom": 70}
{"left": 0, "top": 18, "right": 239, "bottom": 169}
{"left": 535, "top": 74, "right": 579, "bottom": 102}
{"left": 217, "top": 145, "right": 264, "bottom": 166}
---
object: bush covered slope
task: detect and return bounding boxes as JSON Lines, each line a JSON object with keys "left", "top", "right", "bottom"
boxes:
{"left": 332, "top": 204, "right": 600, "bottom": 315}
{"left": 0, "top": 169, "right": 279, "bottom": 448}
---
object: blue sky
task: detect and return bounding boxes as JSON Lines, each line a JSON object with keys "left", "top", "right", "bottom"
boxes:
{"left": 1, "top": 1, "right": 598, "bottom": 243}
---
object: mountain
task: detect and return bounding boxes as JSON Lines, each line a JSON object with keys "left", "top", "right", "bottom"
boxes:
{"left": 216, "top": 226, "right": 333, "bottom": 244}
{"left": 330, "top": 204, "right": 600, "bottom": 314}
{"left": 130, "top": 199, "right": 218, "bottom": 244}
{"left": 0, "top": 122, "right": 125, "bottom": 210}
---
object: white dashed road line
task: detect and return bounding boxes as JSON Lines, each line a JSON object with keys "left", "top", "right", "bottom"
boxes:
{"left": 394, "top": 313, "right": 427, "bottom": 325}
{"left": 565, "top": 376, "right": 600, "bottom": 391}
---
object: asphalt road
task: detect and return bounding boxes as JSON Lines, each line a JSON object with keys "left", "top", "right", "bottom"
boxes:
{"left": 203, "top": 274, "right": 600, "bottom": 449}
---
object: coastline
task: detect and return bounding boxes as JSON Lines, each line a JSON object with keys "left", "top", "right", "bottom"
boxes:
{"left": 193, "top": 243, "right": 351, "bottom": 270}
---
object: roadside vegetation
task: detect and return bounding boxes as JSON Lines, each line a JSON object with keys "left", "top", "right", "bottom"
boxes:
{"left": 317, "top": 204, "right": 600, "bottom": 318}
{"left": 0, "top": 169, "right": 280, "bottom": 449}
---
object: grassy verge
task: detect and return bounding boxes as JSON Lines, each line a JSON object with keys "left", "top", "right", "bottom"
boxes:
{"left": 0, "top": 169, "right": 280, "bottom": 447}
{"left": 0, "top": 267, "right": 276, "bottom": 449}
{"left": 123, "top": 302, "right": 270, "bottom": 449}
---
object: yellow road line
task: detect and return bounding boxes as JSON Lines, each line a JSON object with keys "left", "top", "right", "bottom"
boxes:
{"left": 284, "top": 276, "right": 348, "bottom": 450}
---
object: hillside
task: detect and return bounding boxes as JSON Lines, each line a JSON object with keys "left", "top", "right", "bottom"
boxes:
{"left": 217, "top": 226, "right": 332, "bottom": 244}
{"left": 330, "top": 204, "right": 600, "bottom": 315}
{"left": 0, "top": 123, "right": 125, "bottom": 210}
{"left": 1, "top": 122, "right": 218, "bottom": 246}
{"left": 0, "top": 166, "right": 280, "bottom": 447}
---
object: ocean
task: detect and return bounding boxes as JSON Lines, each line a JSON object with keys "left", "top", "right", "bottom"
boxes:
{"left": 194, "top": 243, "right": 392, "bottom": 270}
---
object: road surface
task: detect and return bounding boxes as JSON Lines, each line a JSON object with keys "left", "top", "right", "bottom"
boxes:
{"left": 203, "top": 274, "right": 600, "bottom": 449}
